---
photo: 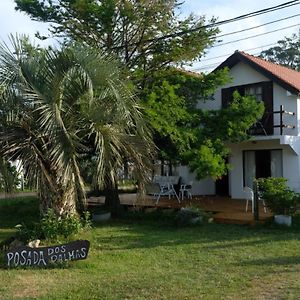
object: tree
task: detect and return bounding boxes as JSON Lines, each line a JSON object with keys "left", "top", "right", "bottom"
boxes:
{"left": 0, "top": 36, "right": 153, "bottom": 216}
{"left": 144, "top": 71, "right": 265, "bottom": 179}
{"left": 14, "top": 0, "right": 218, "bottom": 75}
{"left": 260, "top": 30, "right": 300, "bottom": 70}
{"left": 0, "top": 159, "right": 20, "bottom": 193}
{"left": 15, "top": 0, "right": 264, "bottom": 180}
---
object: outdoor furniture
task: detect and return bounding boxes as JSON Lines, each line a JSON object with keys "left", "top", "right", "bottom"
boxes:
{"left": 244, "top": 186, "right": 267, "bottom": 213}
{"left": 157, "top": 182, "right": 180, "bottom": 204}
{"left": 145, "top": 182, "right": 161, "bottom": 201}
{"left": 179, "top": 181, "right": 193, "bottom": 200}
{"left": 147, "top": 176, "right": 181, "bottom": 204}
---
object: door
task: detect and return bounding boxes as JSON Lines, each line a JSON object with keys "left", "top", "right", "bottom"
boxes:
{"left": 255, "top": 150, "right": 271, "bottom": 179}
{"left": 216, "top": 173, "right": 229, "bottom": 196}
{"left": 243, "top": 150, "right": 282, "bottom": 188}
{"left": 216, "top": 158, "right": 229, "bottom": 196}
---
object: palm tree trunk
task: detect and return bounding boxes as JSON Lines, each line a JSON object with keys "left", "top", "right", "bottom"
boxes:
{"left": 39, "top": 176, "right": 77, "bottom": 217}
{"left": 104, "top": 175, "right": 121, "bottom": 216}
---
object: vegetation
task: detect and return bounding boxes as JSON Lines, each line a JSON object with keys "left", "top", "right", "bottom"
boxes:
{"left": 14, "top": 0, "right": 265, "bottom": 181}
{"left": 14, "top": 0, "right": 218, "bottom": 70}
{"left": 0, "top": 36, "right": 153, "bottom": 217}
{"left": 0, "top": 159, "right": 20, "bottom": 193}
{"left": 260, "top": 30, "right": 300, "bottom": 70}
{"left": 2, "top": 197, "right": 300, "bottom": 299}
{"left": 257, "top": 177, "right": 300, "bottom": 216}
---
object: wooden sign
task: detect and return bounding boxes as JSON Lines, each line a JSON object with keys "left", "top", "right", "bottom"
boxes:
{"left": 4, "top": 240, "right": 90, "bottom": 268}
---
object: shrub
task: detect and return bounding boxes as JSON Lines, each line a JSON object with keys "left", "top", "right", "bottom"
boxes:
{"left": 16, "top": 209, "right": 92, "bottom": 242}
{"left": 175, "top": 207, "right": 208, "bottom": 227}
{"left": 257, "top": 177, "right": 300, "bottom": 215}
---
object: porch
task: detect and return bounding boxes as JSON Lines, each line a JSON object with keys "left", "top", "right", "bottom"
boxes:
{"left": 88, "top": 194, "right": 273, "bottom": 225}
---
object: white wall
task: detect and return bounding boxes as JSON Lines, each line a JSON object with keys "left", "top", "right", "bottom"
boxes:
{"left": 198, "top": 61, "right": 299, "bottom": 137}
{"left": 229, "top": 139, "right": 300, "bottom": 198}
{"left": 193, "top": 60, "right": 300, "bottom": 199}
{"left": 273, "top": 85, "right": 298, "bottom": 136}
{"left": 173, "top": 165, "right": 215, "bottom": 195}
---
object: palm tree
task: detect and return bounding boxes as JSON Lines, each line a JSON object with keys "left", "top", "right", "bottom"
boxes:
{"left": 0, "top": 36, "right": 153, "bottom": 217}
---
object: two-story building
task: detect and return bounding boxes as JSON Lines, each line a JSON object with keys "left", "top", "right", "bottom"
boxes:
{"left": 175, "top": 51, "right": 300, "bottom": 199}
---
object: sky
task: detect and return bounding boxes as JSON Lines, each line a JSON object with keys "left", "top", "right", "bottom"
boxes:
{"left": 0, "top": 0, "right": 299, "bottom": 72}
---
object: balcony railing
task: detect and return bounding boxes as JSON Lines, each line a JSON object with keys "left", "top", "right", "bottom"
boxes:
{"left": 248, "top": 105, "right": 295, "bottom": 136}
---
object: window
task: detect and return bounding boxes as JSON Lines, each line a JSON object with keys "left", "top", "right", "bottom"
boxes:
{"left": 245, "top": 85, "right": 263, "bottom": 102}
{"left": 222, "top": 81, "right": 274, "bottom": 135}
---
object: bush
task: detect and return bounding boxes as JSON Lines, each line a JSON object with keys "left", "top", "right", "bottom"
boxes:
{"left": 16, "top": 210, "right": 92, "bottom": 242}
{"left": 175, "top": 207, "right": 208, "bottom": 227}
{"left": 257, "top": 177, "right": 300, "bottom": 215}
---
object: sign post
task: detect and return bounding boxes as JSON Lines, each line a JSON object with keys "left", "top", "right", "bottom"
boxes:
{"left": 4, "top": 240, "right": 90, "bottom": 268}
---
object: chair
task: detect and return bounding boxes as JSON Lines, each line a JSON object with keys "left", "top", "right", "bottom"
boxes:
{"left": 179, "top": 181, "right": 193, "bottom": 200}
{"left": 146, "top": 182, "right": 180, "bottom": 204}
{"left": 157, "top": 183, "right": 180, "bottom": 204}
{"left": 244, "top": 186, "right": 267, "bottom": 213}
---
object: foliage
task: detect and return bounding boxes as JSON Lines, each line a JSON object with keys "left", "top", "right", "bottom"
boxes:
{"left": 175, "top": 207, "right": 207, "bottom": 227}
{"left": 183, "top": 92, "right": 264, "bottom": 179}
{"left": 257, "top": 177, "right": 300, "bottom": 216}
{"left": 185, "top": 139, "right": 230, "bottom": 179}
{"left": 142, "top": 68, "right": 231, "bottom": 159}
{"left": 15, "top": 0, "right": 265, "bottom": 181}
{"left": 260, "top": 30, "right": 300, "bottom": 70}
{"left": 0, "top": 36, "right": 153, "bottom": 216}
{"left": 0, "top": 159, "right": 20, "bottom": 193}
{"left": 15, "top": 0, "right": 218, "bottom": 71}
{"left": 142, "top": 69, "right": 264, "bottom": 179}
{"left": 16, "top": 209, "right": 92, "bottom": 242}
{"left": 41, "top": 209, "right": 82, "bottom": 239}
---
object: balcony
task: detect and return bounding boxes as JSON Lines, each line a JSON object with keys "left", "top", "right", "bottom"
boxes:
{"left": 248, "top": 105, "right": 295, "bottom": 136}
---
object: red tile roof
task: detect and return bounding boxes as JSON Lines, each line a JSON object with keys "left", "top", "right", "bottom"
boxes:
{"left": 215, "top": 51, "right": 300, "bottom": 94}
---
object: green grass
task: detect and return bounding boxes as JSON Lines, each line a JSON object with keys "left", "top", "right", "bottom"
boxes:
{"left": 1, "top": 198, "right": 300, "bottom": 299}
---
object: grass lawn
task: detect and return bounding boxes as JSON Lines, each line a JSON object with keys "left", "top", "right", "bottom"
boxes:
{"left": 1, "top": 198, "right": 300, "bottom": 299}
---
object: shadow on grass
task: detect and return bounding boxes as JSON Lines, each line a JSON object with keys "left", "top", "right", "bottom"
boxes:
{"left": 0, "top": 197, "right": 39, "bottom": 229}
{"left": 238, "top": 256, "right": 300, "bottom": 266}
{"left": 2, "top": 197, "right": 300, "bottom": 256}
{"left": 91, "top": 217, "right": 300, "bottom": 253}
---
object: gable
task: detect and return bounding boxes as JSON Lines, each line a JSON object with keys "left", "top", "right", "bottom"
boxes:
{"left": 215, "top": 51, "right": 300, "bottom": 95}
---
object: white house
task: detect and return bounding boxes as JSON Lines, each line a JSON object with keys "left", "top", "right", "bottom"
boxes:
{"left": 174, "top": 51, "right": 300, "bottom": 199}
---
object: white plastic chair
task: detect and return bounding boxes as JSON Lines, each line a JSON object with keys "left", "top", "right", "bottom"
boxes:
{"left": 244, "top": 186, "right": 267, "bottom": 213}
{"left": 179, "top": 181, "right": 193, "bottom": 200}
{"left": 157, "top": 183, "right": 180, "bottom": 204}
{"left": 145, "top": 182, "right": 180, "bottom": 204}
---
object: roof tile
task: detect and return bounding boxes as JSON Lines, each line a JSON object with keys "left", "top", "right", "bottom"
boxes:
{"left": 238, "top": 51, "right": 300, "bottom": 93}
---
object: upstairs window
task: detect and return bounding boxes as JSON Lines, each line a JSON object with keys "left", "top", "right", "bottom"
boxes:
{"left": 245, "top": 85, "right": 263, "bottom": 102}
{"left": 222, "top": 81, "right": 273, "bottom": 135}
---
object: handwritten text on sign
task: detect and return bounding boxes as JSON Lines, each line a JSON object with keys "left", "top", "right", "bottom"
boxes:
{"left": 5, "top": 240, "right": 90, "bottom": 267}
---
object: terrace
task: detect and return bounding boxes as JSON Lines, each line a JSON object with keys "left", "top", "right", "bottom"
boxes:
{"left": 88, "top": 194, "right": 273, "bottom": 225}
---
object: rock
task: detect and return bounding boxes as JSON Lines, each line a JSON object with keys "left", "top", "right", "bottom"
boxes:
{"left": 28, "top": 239, "right": 41, "bottom": 248}
{"left": 175, "top": 208, "right": 204, "bottom": 226}
{"left": 9, "top": 239, "right": 24, "bottom": 250}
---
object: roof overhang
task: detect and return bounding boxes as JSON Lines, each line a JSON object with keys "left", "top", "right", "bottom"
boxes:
{"left": 214, "top": 52, "right": 300, "bottom": 95}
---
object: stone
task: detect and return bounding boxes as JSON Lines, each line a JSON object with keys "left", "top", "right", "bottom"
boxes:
{"left": 28, "top": 239, "right": 41, "bottom": 248}
{"left": 9, "top": 239, "right": 24, "bottom": 250}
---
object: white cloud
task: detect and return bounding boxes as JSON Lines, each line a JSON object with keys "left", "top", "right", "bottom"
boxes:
{"left": 0, "top": 0, "right": 54, "bottom": 47}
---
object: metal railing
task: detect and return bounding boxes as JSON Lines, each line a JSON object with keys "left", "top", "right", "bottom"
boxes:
{"left": 273, "top": 105, "right": 295, "bottom": 135}
{"left": 249, "top": 105, "right": 295, "bottom": 136}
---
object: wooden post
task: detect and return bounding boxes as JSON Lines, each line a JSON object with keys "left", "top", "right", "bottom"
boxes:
{"left": 253, "top": 181, "right": 259, "bottom": 221}
{"left": 280, "top": 105, "right": 283, "bottom": 135}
